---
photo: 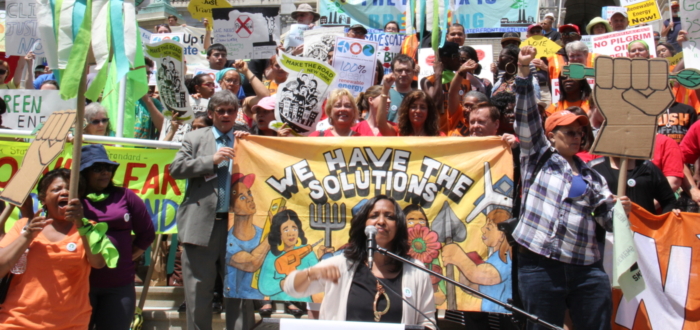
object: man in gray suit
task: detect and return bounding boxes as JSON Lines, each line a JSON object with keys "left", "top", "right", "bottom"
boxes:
{"left": 170, "top": 90, "right": 254, "bottom": 330}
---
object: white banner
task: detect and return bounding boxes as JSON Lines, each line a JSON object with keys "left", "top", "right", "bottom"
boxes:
{"left": 150, "top": 33, "right": 185, "bottom": 45}
{"left": 591, "top": 26, "right": 657, "bottom": 58}
{"left": 602, "top": 6, "right": 627, "bottom": 20}
{"left": 212, "top": 7, "right": 280, "bottom": 60}
{"left": 331, "top": 36, "right": 378, "bottom": 96}
{"left": 364, "top": 29, "right": 407, "bottom": 76}
{"left": 0, "top": 90, "right": 77, "bottom": 130}
{"left": 682, "top": 4, "right": 700, "bottom": 69}
{"left": 303, "top": 27, "right": 345, "bottom": 63}
{"left": 5, "top": 0, "right": 42, "bottom": 57}
{"left": 417, "top": 48, "right": 435, "bottom": 88}
{"left": 471, "top": 45, "right": 494, "bottom": 79}
{"left": 172, "top": 26, "right": 212, "bottom": 72}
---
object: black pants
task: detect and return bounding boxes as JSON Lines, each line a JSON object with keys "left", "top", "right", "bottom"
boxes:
{"left": 89, "top": 283, "right": 136, "bottom": 330}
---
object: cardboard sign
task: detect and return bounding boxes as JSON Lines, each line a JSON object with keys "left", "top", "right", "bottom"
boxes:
{"left": 212, "top": 8, "right": 280, "bottom": 60}
{"left": 283, "top": 24, "right": 311, "bottom": 52}
{"left": 682, "top": 4, "right": 700, "bottom": 70}
{"left": 624, "top": 0, "right": 662, "bottom": 26}
{"left": 331, "top": 37, "right": 379, "bottom": 96}
{"left": 0, "top": 110, "right": 76, "bottom": 206}
{"left": 274, "top": 53, "right": 337, "bottom": 135}
{"left": 591, "top": 26, "right": 657, "bottom": 58}
{"left": 145, "top": 40, "right": 192, "bottom": 142}
{"left": 5, "top": 0, "right": 42, "bottom": 56}
{"left": 590, "top": 56, "right": 674, "bottom": 159}
{"left": 0, "top": 90, "right": 78, "bottom": 131}
{"left": 522, "top": 36, "right": 562, "bottom": 59}
{"left": 187, "top": 0, "right": 232, "bottom": 30}
{"left": 303, "top": 27, "right": 345, "bottom": 63}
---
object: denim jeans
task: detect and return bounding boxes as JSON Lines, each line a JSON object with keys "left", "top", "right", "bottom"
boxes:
{"left": 517, "top": 247, "right": 612, "bottom": 330}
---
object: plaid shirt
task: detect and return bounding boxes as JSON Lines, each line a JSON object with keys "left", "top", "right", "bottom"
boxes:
{"left": 513, "top": 74, "right": 614, "bottom": 266}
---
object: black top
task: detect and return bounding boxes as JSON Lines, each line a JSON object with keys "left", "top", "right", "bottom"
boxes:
{"left": 590, "top": 158, "right": 677, "bottom": 215}
{"left": 346, "top": 262, "right": 404, "bottom": 324}
{"left": 657, "top": 102, "right": 697, "bottom": 144}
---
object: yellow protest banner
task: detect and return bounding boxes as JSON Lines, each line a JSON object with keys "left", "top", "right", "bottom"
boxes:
{"left": 187, "top": 0, "right": 232, "bottom": 30}
{"left": 625, "top": 0, "right": 661, "bottom": 26}
{"left": 522, "top": 35, "right": 561, "bottom": 58}
{"left": 226, "top": 136, "right": 515, "bottom": 312}
{"left": 0, "top": 141, "right": 185, "bottom": 234}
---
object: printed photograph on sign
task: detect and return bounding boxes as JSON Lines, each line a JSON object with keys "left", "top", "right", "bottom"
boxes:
{"left": 212, "top": 7, "right": 280, "bottom": 60}
{"left": 274, "top": 53, "right": 338, "bottom": 135}
{"left": 227, "top": 136, "right": 515, "bottom": 313}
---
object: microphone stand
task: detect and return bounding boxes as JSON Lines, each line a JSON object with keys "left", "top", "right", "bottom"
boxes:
{"left": 375, "top": 246, "right": 564, "bottom": 330}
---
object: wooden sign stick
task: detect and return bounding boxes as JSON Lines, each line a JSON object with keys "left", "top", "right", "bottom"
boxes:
{"left": 69, "top": 63, "right": 89, "bottom": 200}
{"left": 617, "top": 158, "right": 629, "bottom": 197}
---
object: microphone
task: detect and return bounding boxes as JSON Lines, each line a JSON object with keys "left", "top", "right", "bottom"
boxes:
{"left": 365, "top": 225, "right": 378, "bottom": 269}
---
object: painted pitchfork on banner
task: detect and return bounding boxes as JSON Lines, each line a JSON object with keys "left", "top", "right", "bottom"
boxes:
{"left": 433, "top": 201, "right": 467, "bottom": 311}
{"left": 309, "top": 203, "right": 347, "bottom": 248}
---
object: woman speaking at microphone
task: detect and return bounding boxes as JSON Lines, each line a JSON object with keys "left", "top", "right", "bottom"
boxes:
{"left": 283, "top": 195, "right": 436, "bottom": 329}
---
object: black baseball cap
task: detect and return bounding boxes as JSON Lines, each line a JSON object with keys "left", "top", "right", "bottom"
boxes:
{"left": 501, "top": 32, "right": 521, "bottom": 44}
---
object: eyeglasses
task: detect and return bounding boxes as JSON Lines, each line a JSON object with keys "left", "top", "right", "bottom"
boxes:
{"left": 89, "top": 163, "right": 117, "bottom": 173}
{"left": 211, "top": 53, "right": 227, "bottom": 58}
{"left": 90, "top": 118, "right": 109, "bottom": 125}
{"left": 214, "top": 108, "right": 237, "bottom": 115}
{"left": 562, "top": 32, "right": 580, "bottom": 37}
{"left": 558, "top": 129, "right": 585, "bottom": 138}
{"left": 0, "top": 69, "right": 7, "bottom": 75}
{"left": 223, "top": 78, "right": 240, "bottom": 85}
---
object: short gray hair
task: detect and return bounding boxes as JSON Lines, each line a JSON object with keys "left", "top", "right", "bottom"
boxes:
{"left": 85, "top": 102, "right": 108, "bottom": 122}
{"left": 565, "top": 41, "right": 589, "bottom": 56}
{"left": 464, "top": 91, "right": 488, "bottom": 103}
{"left": 207, "top": 90, "right": 240, "bottom": 113}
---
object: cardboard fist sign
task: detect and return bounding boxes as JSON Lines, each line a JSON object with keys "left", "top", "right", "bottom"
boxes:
{"left": 591, "top": 56, "right": 674, "bottom": 159}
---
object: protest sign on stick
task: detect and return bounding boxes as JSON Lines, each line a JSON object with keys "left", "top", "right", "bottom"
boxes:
{"left": 365, "top": 30, "right": 407, "bottom": 75}
{"left": 622, "top": 0, "right": 661, "bottom": 26}
{"left": 212, "top": 7, "right": 280, "bottom": 60}
{"left": 0, "top": 90, "right": 77, "bottom": 130}
{"left": 592, "top": 26, "right": 657, "bottom": 58}
{"left": 602, "top": 6, "right": 627, "bottom": 19}
{"left": 187, "top": 0, "right": 232, "bottom": 30}
{"left": 5, "top": 0, "right": 42, "bottom": 56}
{"left": 331, "top": 37, "right": 378, "bottom": 96}
{"left": 682, "top": 4, "right": 700, "bottom": 69}
{"left": 172, "top": 25, "right": 212, "bottom": 71}
{"left": 522, "top": 36, "right": 561, "bottom": 59}
{"left": 274, "top": 53, "right": 337, "bottom": 135}
{"left": 303, "top": 27, "right": 345, "bottom": 62}
{"left": 145, "top": 40, "right": 192, "bottom": 142}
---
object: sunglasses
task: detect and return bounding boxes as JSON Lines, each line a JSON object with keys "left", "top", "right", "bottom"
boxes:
{"left": 89, "top": 163, "right": 117, "bottom": 173}
{"left": 214, "top": 108, "right": 237, "bottom": 115}
{"left": 90, "top": 118, "right": 109, "bottom": 125}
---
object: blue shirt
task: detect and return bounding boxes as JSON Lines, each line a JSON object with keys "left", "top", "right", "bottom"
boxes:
{"left": 212, "top": 127, "right": 234, "bottom": 213}
{"left": 480, "top": 252, "right": 511, "bottom": 313}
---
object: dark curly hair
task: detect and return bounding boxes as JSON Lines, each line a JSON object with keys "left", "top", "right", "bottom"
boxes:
{"left": 268, "top": 209, "right": 308, "bottom": 256}
{"left": 344, "top": 195, "right": 409, "bottom": 272}
{"left": 37, "top": 168, "right": 85, "bottom": 205}
{"left": 187, "top": 73, "right": 211, "bottom": 94}
{"left": 397, "top": 90, "right": 439, "bottom": 136}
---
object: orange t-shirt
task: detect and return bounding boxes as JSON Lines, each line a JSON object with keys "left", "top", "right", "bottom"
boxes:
{"left": 673, "top": 83, "right": 700, "bottom": 114}
{"left": 545, "top": 99, "right": 590, "bottom": 116}
{"left": 425, "top": 75, "right": 471, "bottom": 134}
{"left": 548, "top": 53, "right": 595, "bottom": 82}
{"left": 446, "top": 107, "right": 469, "bottom": 136}
{"left": 0, "top": 218, "right": 92, "bottom": 330}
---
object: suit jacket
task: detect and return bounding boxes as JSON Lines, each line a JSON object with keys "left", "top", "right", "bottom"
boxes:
{"left": 170, "top": 126, "right": 219, "bottom": 246}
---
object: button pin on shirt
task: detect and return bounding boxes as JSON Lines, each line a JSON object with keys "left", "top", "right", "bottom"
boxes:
{"left": 627, "top": 179, "right": 636, "bottom": 187}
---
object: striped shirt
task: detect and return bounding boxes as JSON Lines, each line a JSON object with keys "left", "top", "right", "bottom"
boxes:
{"left": 513, "top": 74, "right": 614, "bottom": 266}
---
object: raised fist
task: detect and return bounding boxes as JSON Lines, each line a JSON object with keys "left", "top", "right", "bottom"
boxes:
{"left": 591, "top": 56, "right": 674, "bottom": 159}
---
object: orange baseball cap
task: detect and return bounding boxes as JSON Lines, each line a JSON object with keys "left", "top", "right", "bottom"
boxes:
{"left": 544, "top": 110, "right": 589, "bottom": 134}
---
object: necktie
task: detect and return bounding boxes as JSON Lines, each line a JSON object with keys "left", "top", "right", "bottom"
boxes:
{"left": 216, "top": 135, "right": 230, "bottom": 212}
